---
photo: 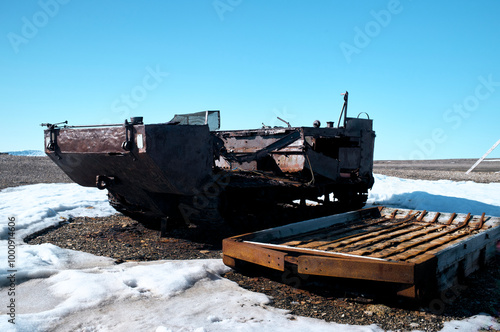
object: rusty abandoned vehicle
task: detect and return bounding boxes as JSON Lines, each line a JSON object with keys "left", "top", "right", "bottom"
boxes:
{"left": 42, "top": 92, "right": 375, "bottom": 227}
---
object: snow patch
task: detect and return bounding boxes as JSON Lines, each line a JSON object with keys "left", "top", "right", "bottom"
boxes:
{"left": 5, "top": 150, "right": 45, "bottom": 157}
{"left": 0, "top": 183, "right": 116, "bottom": 240}
{"left": 440, "top": 314, "right": 500, "bottom": 331}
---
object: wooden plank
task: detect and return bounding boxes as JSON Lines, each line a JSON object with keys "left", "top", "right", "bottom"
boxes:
{"left": 296, "top": 255, "right": 416, "bottom": 284}
{"left": 246, "top": 241, "right": 390, "bottom": 262}
{"left": 347, "top": 224, "right": 434, "bottom": 256}
{"left": 432, "top": 226, "right": 500, "bottom": 273}
{"left": 319, "top": 223, "right": 425, "bottom": 252}
{"left": 279, "top": 216, "right": 390, "bottom": 247}
{"left": 390, "top": 228, "right": 476, "bottom": 261}
{"left": 309, "top": 212, "right": 420, "bottom": 251}
{"left": 222, "top": 239, "right": 286, "bottom": 271}
{"left": 370, "top": 222, "right": 471, "bottom": 259}
{"left": 248, "top": 207, "right": 380, "bottom": 243}
{"left": 292, "top": 217, "right": 394, "bottom": 249}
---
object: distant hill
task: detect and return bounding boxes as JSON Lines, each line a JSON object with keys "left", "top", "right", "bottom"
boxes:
{"left": 5, "top": 150, "right": 45, "bottom": 157}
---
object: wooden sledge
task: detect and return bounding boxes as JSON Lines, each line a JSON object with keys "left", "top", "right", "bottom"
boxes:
{"left": 223, "top": 206, "right": 500, "bottom": 299}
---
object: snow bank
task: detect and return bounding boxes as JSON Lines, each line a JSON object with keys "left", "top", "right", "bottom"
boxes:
{"left": 0, "top": 184, "right": 116, "bottom": 303}
{"left": 0, "top": 183, "right": 116, "bottom": 240}
{"left": 369, "top": 174, "right": 500, "bottom": 217}
{"left": 0, "top": 244, "right": 114, "bottom": 286}
{"left": 440, "top": 315, "right": 499, "bottom": 332}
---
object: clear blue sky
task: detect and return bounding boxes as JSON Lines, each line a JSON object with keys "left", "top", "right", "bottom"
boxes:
{"left": 1, "top": 0, "right": 499, "bottom": 160}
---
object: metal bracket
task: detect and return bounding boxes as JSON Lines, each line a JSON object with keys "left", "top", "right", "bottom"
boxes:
{"left": 337, "top": 91, "right": 348, "bottom": 128}
{"left": 223, "top": 131, "right": 301, "bottom": 163}
{"left": 96, "top": 175, "right": 115, "bottom": 190}
{"left": 122, "top": 119, "right": 134, "bottom": 151}
{"left": 40, "top": 121, "right": 67, "bottom": 159}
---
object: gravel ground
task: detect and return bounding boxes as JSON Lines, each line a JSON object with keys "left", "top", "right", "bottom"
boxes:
{"left": 3, "top": 155, "right": 499, "bottom": 331}
{"left": 374, "top": 159, "right": 500, "bottom": 183}
{"left": 374, "top": 168, "right": 500, "bottom": 183}
{"left": 0, "top": 154, "right": 71, "bottom": 190}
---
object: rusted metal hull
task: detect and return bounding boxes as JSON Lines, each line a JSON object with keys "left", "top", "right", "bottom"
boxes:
{"left": 45, "top": 124, "right": 213, "bottom": 195}
{"left": 222, "top": 207, "right": 500, "bottom": 299}
{"left": 43, "top": 113, "right": 375, "bottom": 225}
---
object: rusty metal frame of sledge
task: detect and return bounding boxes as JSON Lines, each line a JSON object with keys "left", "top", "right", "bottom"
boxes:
{"left": 222, "top": 206, "right": 500, "bottom": 299}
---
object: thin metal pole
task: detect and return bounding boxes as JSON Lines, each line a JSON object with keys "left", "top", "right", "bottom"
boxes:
{"left": 64, "top": 123, "right": 123, "bottom": 128}
{"left": 465, "top": 138, "right": 500, "bottom": 174}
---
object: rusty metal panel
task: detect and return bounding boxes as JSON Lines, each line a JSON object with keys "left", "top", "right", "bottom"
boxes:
{"left": 345, "top": 117, "right": 373, "bottom": 135}
{"left": 273, "top": 154, "right": 305, "bottom": 173}
{"left": 359, "top": 128, "right": 375, "bottom": 177}
{"left": 145, "top": 124, "right": 213, "bottom": 195}
{"left": 301, "top": 127, "right": 343, "bottom": 136}
{"left": 219, "top": 130, "right": 303, "bottom": 162}
{"left": 216, "top": 129, "right": 295, "bottom": 154}
{"left": 44, "top": 124, "right": 213, "bottom": 196}
{"left": 305, "top": 149, "right": 340, "bottom": 180}
{"left": 339, "top": 147, "right": 361, "bottom": 170}
{"left": 45, "top": 126, "right": 145, "bottom": 154}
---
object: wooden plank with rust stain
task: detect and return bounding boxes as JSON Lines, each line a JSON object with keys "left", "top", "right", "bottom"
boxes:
{"left": 287, "top": 217, "right": 392, "bottom": 249}
{"left": 391, "top": 229, "right": 476, "bottom": 261}
{"left": 254, "top": 207, "right": 382, "bottom": 245}
{"left": 247, "top": 241, "right": 391, "bottom": 263}
{"left": 329, "top": 224, "right": 428, "bottom": 253}
{"left": 303, "top": 213, "right": 419, "bottom": 251}
{"left": 296, "top": 255, "right": 416, "bottom": 284}
{"left": 222, "top": 239, "right": 286, "bottom": 271}
{"left": 346, "top": 223, "right": 447, "bottom": 257}
{"left": 369, "top": 224, "right": 467, "bottom": 259}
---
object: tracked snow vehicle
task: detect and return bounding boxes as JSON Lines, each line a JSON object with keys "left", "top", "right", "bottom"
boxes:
{"left": 42, "top": 92, "right": 375, "bottom": 227}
